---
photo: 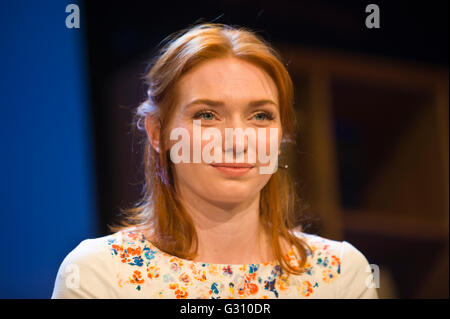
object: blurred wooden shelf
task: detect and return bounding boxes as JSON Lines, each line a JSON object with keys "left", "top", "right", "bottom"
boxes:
{"left": 278, "top": 45, "right": 448, "bottom": 243}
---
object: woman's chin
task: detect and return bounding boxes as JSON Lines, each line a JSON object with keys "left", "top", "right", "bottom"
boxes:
{"left": 207, "top": 194, "right": 254, "bottom": 208}
{"left": 208, "top": 185, "right": 257, "bottom": 203}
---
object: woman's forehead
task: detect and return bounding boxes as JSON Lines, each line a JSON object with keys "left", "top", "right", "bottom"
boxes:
{"left": 175, "top": 57, "right": 279, "bottom": 108}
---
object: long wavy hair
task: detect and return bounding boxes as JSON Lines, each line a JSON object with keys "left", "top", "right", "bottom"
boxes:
{"left": 110, "top": 23, "right": 312, "bottom": 276}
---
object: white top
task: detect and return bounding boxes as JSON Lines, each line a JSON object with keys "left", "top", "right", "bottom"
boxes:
{"left": 51, "top": 229, "right": 379, "bottom": 299}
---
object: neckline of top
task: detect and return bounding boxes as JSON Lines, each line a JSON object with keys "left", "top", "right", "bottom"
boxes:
{"left": 118, "top": 228, "right": 306, "bottom": 268}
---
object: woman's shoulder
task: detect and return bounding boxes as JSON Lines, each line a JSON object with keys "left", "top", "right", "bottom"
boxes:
{"left": 291, "top": 227, "right": 367, "bottom": 260}
{"left": 290, "top": 228, "right": 342, "bottom": 256}
{"left": 291, "top": 228, "right": 378, "bottom": 298}
{"left": 51, "top": 229, "right": 142, "bottom": 298}
{"left": 60, "top": 232, "right": 123, "bottom": 261}
{"left": 58, "top": 228, "right": 148, "bottom": 265}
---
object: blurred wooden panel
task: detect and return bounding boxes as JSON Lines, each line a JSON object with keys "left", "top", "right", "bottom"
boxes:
{"left": 362, "top": 100, "right": 447, "bottom": 221}
{"left": 279, "top": 45, "right": 448, "bottom": 298}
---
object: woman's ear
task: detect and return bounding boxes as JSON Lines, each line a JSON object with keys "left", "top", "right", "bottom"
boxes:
{"left": 145, "top": 115, "right": 161, "bottom": 153}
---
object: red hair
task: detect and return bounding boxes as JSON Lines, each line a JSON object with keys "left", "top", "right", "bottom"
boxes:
{"left": 111, "top": 23, "right": 312, "bottom": 276}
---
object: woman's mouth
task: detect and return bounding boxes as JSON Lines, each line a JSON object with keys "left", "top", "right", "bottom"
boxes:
{"left": 209, "top": 163, "right": 255, "bottom": 177}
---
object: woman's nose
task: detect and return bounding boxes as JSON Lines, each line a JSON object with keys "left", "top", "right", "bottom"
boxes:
{"left": 221, "top": 120, "right": 251, "bottom": 162}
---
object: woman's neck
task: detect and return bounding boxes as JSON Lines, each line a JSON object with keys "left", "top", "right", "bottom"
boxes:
{"left": 177, "top": 184, "right": 274, "bottom": 264}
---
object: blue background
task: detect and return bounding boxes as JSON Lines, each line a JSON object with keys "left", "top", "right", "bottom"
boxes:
{"left": 0, "top": 1, "right": 98, "bottom": 298}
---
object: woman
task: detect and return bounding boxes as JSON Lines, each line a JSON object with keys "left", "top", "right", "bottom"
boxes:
{"left": 52, "top": 23, "right": 378, "bottom": 299}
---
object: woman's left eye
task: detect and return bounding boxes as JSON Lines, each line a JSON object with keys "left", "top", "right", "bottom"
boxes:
{"left": 252, "top": 112, "right": 274, "bottom": 121}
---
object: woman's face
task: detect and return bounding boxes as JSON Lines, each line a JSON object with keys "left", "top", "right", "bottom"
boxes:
{"left": 166, "top": 56, "right": 282, "bottom": 206}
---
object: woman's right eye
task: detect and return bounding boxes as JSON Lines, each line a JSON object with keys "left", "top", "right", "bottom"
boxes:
{"left": 193, "top": 111, "right": 216, "bottom": 121}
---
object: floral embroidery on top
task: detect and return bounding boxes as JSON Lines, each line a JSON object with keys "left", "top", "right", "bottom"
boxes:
{"left": 106, "top": 230, "right": 342, "bottom": 298}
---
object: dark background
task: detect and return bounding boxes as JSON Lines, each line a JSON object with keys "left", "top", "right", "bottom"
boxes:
{"left": 83, "top": 0, "right": 448, "bottom": 233}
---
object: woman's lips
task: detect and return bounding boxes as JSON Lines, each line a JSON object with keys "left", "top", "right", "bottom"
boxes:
{"left": 210, "top": 163, "right": 255, "bottom": 177}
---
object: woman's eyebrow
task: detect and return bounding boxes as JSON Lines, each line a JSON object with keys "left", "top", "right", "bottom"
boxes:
{"left": 248, "top": 99, "right": 278, "bottom": 108}
{"left": 183, "top": 99, "right": 224, "bottom": 110}
{"left": 183, "top": 98, "right": 278, "bottom": 111}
